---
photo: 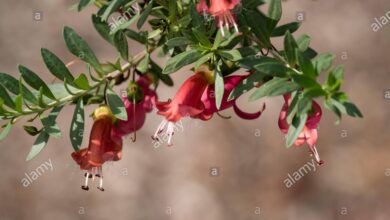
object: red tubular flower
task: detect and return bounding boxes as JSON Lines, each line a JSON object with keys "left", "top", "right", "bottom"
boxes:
{"left": 197, "top": 74, "right": 265, "bottom": 120}
{"left": 278, "top": 94, "right": 324, "bottom": 165}
{"left": 71, "top": 106, "right": 122, "bottom": 191}
{"left": 197, "top": 0, "right": 240, "bottom": 36}
{"left": 152, "top": 69, "right": 213, "bottom": 146}
{"left": 113, "top": 76, "right": 157, "bottom": 137}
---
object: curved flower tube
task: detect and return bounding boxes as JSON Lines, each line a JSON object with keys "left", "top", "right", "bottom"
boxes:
{"left": 71, "top": 106, "right": 122, "bottom": 191}
{"left": 152, "top": 69, "right": 213, "bottom": 146}
{"left": 197, "top": 0, "right": 240, "bottom": 36}
{"left": 197, "top": 74, "right": 265, "bottom": 121}
{"left": 278, "top": 94, "right": 324, "bottom": 165}
{"left": 113, "top": 76, "right": 157, "bottom": 138}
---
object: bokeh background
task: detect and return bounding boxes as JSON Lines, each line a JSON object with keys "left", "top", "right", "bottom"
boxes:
{"left": 0, "top": 0, "right": 390, "bottom": 219}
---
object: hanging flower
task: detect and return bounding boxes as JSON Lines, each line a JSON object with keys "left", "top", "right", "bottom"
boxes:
{"left": 152, "top": 67, "right": 214, "bottom": 146}
{"left": 71, "top": 106, "right": 122, "bottom": 191}
{"left": 196, "top": 73, "right": 265, "bottom": 120}
{"left": 196, "top": 0, "right": 240, "bottom": 36}
{"left": 278, "top": 94, "right": 324, "bottom": 165}
{"left": 113, "top": 76, "right": 157, "bottom": 137}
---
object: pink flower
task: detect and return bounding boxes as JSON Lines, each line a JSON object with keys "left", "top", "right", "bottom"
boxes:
{"left": 278, "top": 94, "right": 324, "bottom": 165}
{"left": 113, "top": 76, "right": 157, "bottom": 137}
{"left": 196, "top": 74, "right": 265, "bottom": 120}
{"left": 152, "top": 70, "right": 212, "bottom": 146}
{"left": 197, "top": 0, "right": 240, "bottom": 36}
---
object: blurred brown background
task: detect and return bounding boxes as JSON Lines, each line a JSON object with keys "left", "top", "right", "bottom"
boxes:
{"left": 0, "top": 0, "right": 390, "bottom": 219}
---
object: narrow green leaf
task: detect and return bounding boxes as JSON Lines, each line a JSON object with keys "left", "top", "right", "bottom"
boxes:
{"left": 215, "top": 61, "right": 224, "bottom": 110}
{"left": 136, "top": 54, "right": 150, "bottom": 73}
{"left": 0, "top": 73, "right": 38, "bottom": 105}
{"left": 297, "top": 34, "right": 311, "bottom": 52}
{"left": 125, "top": 29, "right": 147, "bottom": 44}
{"left": 296, "top": 51, "right": 316, "bottom": 78}
{"left": 194, "top": 53, "right": 213, "bottom": 69}
{"left": 162, "top": 50, "right": 203, "bottom": 74}
{"left": 26, "top": 131, "right": 50, "bottom": 161}
{"left": 218, "top": 49, "right": 242, "bottom": 61}
{"left": 137, "top": 0, "right": 154, "bottom": 29}
{"left": 113, "top": 30, "right": 129, "bottom": 60}
{"left": 253, "top": 62, "right": 291, "bottom": 77}
{"left": 166, "top": 37, "right": 191, "bottom": 48}
{"left": 63, "top": 26, "right": 103, "bottom": 73}
{"left": 107, "top": 88, "right": 128, "bottom": 120}
{"left": 74, "top": 73, "right": 91, "bottom": 90}
{"left": 0, "top": 84, "right": 15, "bottom": 109}
{"left": 228, "top": 71, "right": 267, "bottom": 101}
{"left": 313, "top": 53, "right": 335, "bottom": 75}
{"left": 109, "top": 13, "right": 140, "bottom": 34}
{"left": 18, "top": 65, "right": 56, "bottom": 100}
{"left": 41, "top": 106, "right": 63, "bottom": 138}
{"left": 41, "top": 48, "right": 75, "bottom": 84}
{"left": 286, "top": 113, "right": 308, "bottom": 147}
{"left": 249, "top": 78, "right": 300, "bottom": 101}
{"left": 0, "top": 122, "right": 12, "bottom": 141}
{"left": 150, "top": 60, "right": 174, "bottom": 86}
{"left": 271, "top": 22, "right": 301, "bottom": 37}
{"left": 14, "top": 95, "right": 23, "bottom": 113}
{"left": 192, "top": 27, "right": 212, "bottom": 48}
{"left": 284, "top": 31, "right": 298, "bottom": 67}
{"left": 92, "top": 14, "right": 114, "bottom": 43}
{"left": 70, "top": 99, "right": 85, "bottom": 151}
{"left": 267, "top": 0, "right": 282, "bottom": 30}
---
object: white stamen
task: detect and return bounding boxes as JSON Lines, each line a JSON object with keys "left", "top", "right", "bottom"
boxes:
{"left": 84, "top": 172, "right": 89, "bottom": 187}
{"left": 219, "top": 20, "right": 225, "bottom": 37}
{"left": 167, "top": 122, "right": 175, "bottom": 146}
{"left": 309, "top": 145, "right": 323, "bottom": 165}
{"left": 98, "top": 167, "right": 103, "bottom": 189}
{"left": 153, "top": 119, "right": 168, "bottom": 140}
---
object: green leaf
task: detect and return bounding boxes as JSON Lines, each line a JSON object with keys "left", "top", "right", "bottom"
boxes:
{"left": 325, "top": 65, "right": 344, "bottom": 92}
{"left": 313, "top": 53, "right": 335, "bottom": 75}
{"left": 78, "top": 0, "right": 93, "bottom": 11}
{"left": 0, "top": 84, "right": 15, "bottom": 109}
{"left": 238, "top": 56, "right": 277, "bottom": 70}
{"left": 18, "top": 65, "right": 56, "bottom": 100}
{"left": 218, "top": 49, "right": 242, "bottom": 61}
{"left": 284, "top": 31, "right": 298, "bottom": 67}
{"left": 267, "top": 0, "right": 282, "bottom": 31}
{"left": 271, "top": 22, "right": 301, "bottom": 37}
{"left": 125, "top": 29, "right": 147, "bottom": 44}
{"left": 228, "top": 71, "right": 267, "bottom": 101}
{"left": 150, "top": 60, "right": 174, "bottom": 86}
{"left": 147, "top": 29, "right": 162, "bottom": 39}
{"left": 74, "top": 73, "right": 91, "bottom": 90}
{"left": 113, "top": 30, "right": 129, "bottom": 60}
{"left": 41, "top": 106, "right": 63, "bottom": 138}
{"left": 101, "top": 0, "right": 128, "bottom": 21}
{"left": 0, "top": 122, "right": 12, "bottom": 141}
{"left": 253, "top": 62, "right": 291, "bottom": 77}
{"left": 192, "top": 27, "right": 212, "bottom": 48}
{"left": 63, "top": 26, "right": 103, "bottom": 74}
{"left": 166, "top": 37, "right": 191, "bottom": 48}
{"left": 291, "top": 74, "right": 321, "bottom": 89}
{"left": 26, "top": 131, "right": 50, "bottom": 161}
{"left": 162, "top": 50, "right": 203, "bottom": 74}
{"left": 331, "top": 98, "right": 363, "bottom": 118}
{"left": 23, "top": 126, "right": 41, "bottom": 136}
{"left": 70, "top": 99, "right": 85, "bottom": 151}
{"left": 92, "top": 14, "right": 113, "bottom": 43}
{"left": 297, "top": 96, "right": 312, "bottom": 115}
{"left": 244, "top": 10, "right": 271, "bottom": 47}
{"left": 41, "top": 48, "right": 75, "bottom": 84}
{"left": 249, "top": 78, "right": 300, "bottom": 101}
{"left": 296, "top": 51, "right": 315, "bottom": 78}
{"left": 107, "top": 88, "right": 128, "bottom": 120}
{"left": 296, "top": 34, "right": 311, "bottom": 52}
{"left": 14, "top": 95, "right": 23, "bottom": 113}
{"left": 286, "top": 113, "right": 308, "bottom": 147}
{"left": 136, "top": 54, "right": 150, "bottom": 73}
{"left": 194, "top": 53, "right": 213, "bottom": 69}
{"left": 214, "top": 61, "right": 224, "bottom": 110}
{"left": 0, "top": 73, "right": 38, "bottom": 105}
{"left": 137, "top": 0, "right": 154, "bottom": 29}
